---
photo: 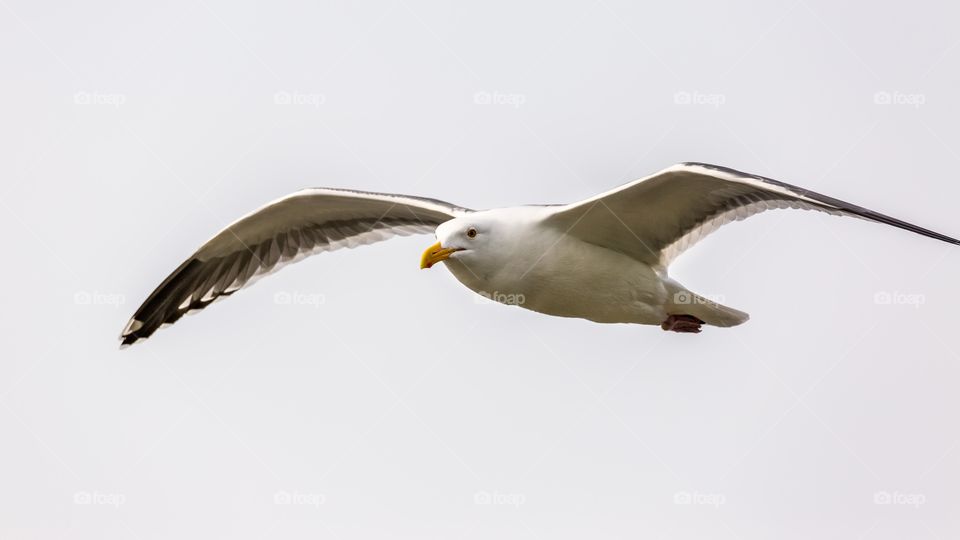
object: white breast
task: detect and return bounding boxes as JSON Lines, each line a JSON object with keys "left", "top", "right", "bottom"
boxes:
{"left": 444, "top": 222, "right": 669, "bottom": 325}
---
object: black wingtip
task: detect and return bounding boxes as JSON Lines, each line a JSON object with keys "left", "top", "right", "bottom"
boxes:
{"left": 681, "top": 162, "right": 960, "bottom": 247}
{"left": 119, "top": 320, "right": 147, "bottom": 349}
{"left": 117, "top": 258, "right": 206, "bottom": 350}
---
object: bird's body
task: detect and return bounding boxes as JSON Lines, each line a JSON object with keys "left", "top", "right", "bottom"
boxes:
{"left": 440, "top": 207, "right": 670, "bottom": 325}
{"left": 433, "top": 205, "right": 748, "bottom": 329}
{"left": 120, "top": 162, "right": 958, "bottom": 347}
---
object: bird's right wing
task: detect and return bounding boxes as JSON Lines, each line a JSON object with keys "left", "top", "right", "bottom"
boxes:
{"left": 542, "top": 162, "right": 959, "bottom": 268}
{"left": 121, "top": 188, "right": 471, "bottom": 346}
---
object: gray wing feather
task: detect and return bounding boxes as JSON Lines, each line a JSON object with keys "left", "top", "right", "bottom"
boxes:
{"left": 121, "top": 188, "right": 469, "bottom": 346}
{"left": 543, "top": 162, "right": 958, "bottom": 267}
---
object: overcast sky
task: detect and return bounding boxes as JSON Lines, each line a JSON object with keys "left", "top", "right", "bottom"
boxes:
{"left": 2, "top": 0, "right": 960, "bottom": 538}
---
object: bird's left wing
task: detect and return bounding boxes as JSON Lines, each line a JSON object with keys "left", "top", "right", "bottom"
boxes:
{"left": 542, "top": 162, "right": 959, "bottom": 268}
{"left": 121, "top": 188, "right": 470, "bottom": 346}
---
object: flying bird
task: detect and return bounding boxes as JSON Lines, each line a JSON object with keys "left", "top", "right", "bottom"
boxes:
{"left": 120, "top": 162, "right": 959, "bottom": 346}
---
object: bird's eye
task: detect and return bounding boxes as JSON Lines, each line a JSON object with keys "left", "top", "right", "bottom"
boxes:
{"left": 466, "top": 227, "right": 478, "bottom": 238}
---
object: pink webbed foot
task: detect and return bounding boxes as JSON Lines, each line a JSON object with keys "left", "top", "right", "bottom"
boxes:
{"left": 660, "top": 314, "right": 705, "bottom": 333}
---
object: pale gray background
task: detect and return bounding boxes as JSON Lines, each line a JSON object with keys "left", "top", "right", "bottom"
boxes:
{"left": 2, "top": 0, "right": 959, "bottom": 538}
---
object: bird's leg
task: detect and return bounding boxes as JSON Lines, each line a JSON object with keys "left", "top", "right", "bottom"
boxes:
{"left": 661, "top": 314, "right": 704, "bottom": 333}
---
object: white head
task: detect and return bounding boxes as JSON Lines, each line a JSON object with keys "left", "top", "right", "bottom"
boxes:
{"left": 419, "top": 207, "right": 542, "bottom": 280}
{"left": 420, "top": 214, "right": 496, "bottom": 273}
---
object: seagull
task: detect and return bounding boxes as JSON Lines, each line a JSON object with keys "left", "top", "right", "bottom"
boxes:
{"left": 120, "top": 162, "right": 959, "bottom": 346}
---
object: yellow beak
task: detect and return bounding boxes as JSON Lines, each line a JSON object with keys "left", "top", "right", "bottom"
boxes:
{"left": 420, "top": 241, "right": 460, "bottom": 269}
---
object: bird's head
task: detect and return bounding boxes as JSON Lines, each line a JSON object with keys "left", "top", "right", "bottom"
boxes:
{"left": 419, "top": 207, "right": 547, "bottom": 280}
{"left": 420, "top": 216, "right": 493, "bottom": 271}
